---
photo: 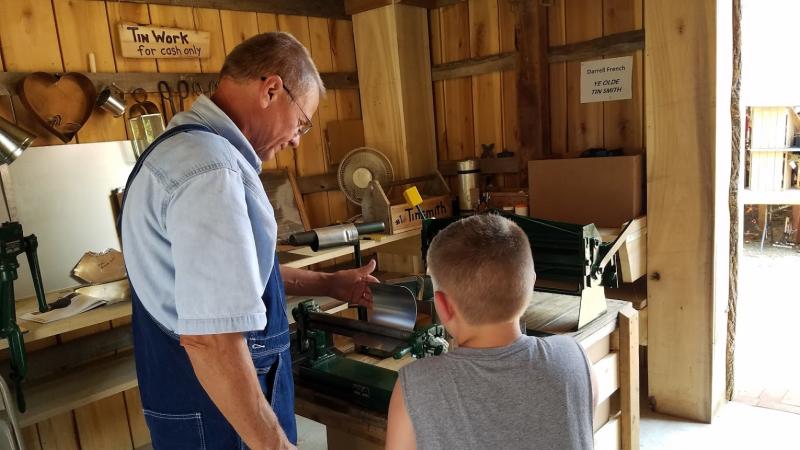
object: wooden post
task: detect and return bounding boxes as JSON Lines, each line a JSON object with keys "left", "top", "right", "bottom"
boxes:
{"left": 646, "top": 0, "right": 723, "bottom": 422}
{"left": 793, "top": 205, "right": 800, "bottom": 242}
{"left": 352, "top": 3, "right": 437, "bottom": 179}
{"left": 619, "top": 307, "right": 640, "bottom": 450}
{"left": 517, "top": 0, "right": 549, "bottom": 183}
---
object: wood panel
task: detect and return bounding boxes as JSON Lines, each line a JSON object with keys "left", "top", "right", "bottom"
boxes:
{"left": 195, "top": 8, "right": 227, "bottom": 73}
{"left": 220, "top": 9, "right": 260, "bottom": 52}
{"left": 329, "top": 18, "right": 362, "bottom": 221}
{"left": 498, "top": 0, "right": 519, "bottom": 164}
{"left": 74, "top": 395, "right": 134, "bottom": 449}
{"left": 0, "top": 0, "right": 64, "bottom": 146}
{"left": 430, "top": 9, "right": 448, "bottom": 162}
{"left": 124, "top": 389, "right": 151, "bottom": 448}
{"left": 0, "top": 0, "right": 63, "bottom": 72}
{"left": 307, "top": 16, "right": 338, "bottom": 228}
{"left": 439, "top": 3, "right": 474, "bottom": 161}
{"left": 548, "top": 0, "right": 567, "bottom": 155}
{"left": 37, "top": 413, "right": 80, "bottom": 450}
{"left": 148, "top": 4, "right": 202, "bottom": 73}
{"left": 646, "top": 0, "right": 716, "bottom": 422}
{"left": 107, "top": 3, "right": 158, "bottom": 73}
{"left": 54, "top": 0, "right": 127, "bottom": 144}
{"left": 468, "top": 0, "right": 502, "bottom": 161}
{"left": 603, "top": 0, "right": 643, "bottom": 153}
{"left": 565, "top": 0, "right": 603, "bottom": 155}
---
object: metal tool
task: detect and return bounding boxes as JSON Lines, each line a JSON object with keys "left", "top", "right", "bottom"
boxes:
{"left": 191, "top": 81, "right": 204, "bottom": 96}
{"left": 292, "top": 295, "right": 446, "bottom": 411}
{"left": 157, "top": 81, "right": 176, "bottom": 119}
{"left": 95, "top": 84, "right": 126, "bottom": 117}
{"left": 288, "top": 222, "right": 385, "bottom": 268}
{"left": 0, "top": 222, "right": 47, "bottom": 412}
{"left": 0, "top": 87, "right": 36, "bottom": 166}
{"left": 176, "top": 80, "right": 189, "bottom": 112}
{"left": 455, "top": 159, "right": 480, "bottom": 212}
{"left": 128, "top": 88, "right": 165, "bottom": 159}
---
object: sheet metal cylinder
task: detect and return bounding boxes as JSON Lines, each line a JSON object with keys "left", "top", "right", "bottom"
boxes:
{"left": 456, "top": 159, "right": 480, "bottom": 211}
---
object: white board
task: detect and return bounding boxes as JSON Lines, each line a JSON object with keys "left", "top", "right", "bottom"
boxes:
{"left": 580, "top": 56, "right": 633, "bottom": 104}
{"left": 5, "top": 141, "right": 135, "bottom": 299}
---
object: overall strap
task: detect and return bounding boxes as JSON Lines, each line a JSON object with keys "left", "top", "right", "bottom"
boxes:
{"left": 117, "top": 124, "right": 215, "bottom": 231}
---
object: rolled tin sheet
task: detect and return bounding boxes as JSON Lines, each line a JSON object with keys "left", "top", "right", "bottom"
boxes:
{"left": 367, "top": 283, "right": 417, "bottom": 333}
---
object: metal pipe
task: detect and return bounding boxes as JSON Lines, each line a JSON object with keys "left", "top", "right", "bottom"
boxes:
{"left": 307, "top": 311, "right": 413, "bottom": 341}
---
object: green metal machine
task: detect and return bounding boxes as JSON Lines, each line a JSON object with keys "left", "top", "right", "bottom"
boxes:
{"left": 0, "top": 221, "right": 48, "bottom": 412}
{"left": 292, "top": 284, "right": 446, "bottom": 411}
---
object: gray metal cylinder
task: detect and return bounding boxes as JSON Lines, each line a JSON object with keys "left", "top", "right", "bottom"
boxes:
{"left": 456, "top": 159, "right": 480, "bottom": 211}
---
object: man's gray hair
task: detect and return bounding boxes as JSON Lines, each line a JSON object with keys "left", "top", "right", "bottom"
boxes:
{"left": 221, "top": 32, "right": 325, "bottom": 97}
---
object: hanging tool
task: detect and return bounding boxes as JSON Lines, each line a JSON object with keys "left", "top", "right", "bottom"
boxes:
{"left": 191, "top": 81, "right": 205, "bottom": 97}
{"left": 157, "top": 81, "right": 176, "bottom": 120}
{"left": 176, "top": 80, "right": 190, "bottom": 112}
{"left": 403, "top": 187, "right": 426, "bottom": 220}
{"left": 0, "top": 222, "right": 48, "bottom": 412}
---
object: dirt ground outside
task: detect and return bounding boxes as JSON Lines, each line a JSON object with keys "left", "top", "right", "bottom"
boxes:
{"left": 733, "top": 241, "right": 800, "bottom": 413}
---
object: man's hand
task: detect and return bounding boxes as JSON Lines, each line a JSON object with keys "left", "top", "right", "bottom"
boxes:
{"left": 327, "top": 259, "right": 379, "bottom": 307}
{"left": 181, "top": 333, "right": 294, "bottom": 450}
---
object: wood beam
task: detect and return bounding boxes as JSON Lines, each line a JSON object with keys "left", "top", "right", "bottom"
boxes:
{"left": 431, "top": 51, "right": 517, "bottom": 81}
{"left": 346, "top": 0, "right": 464, "bottom": 15}
{"left": 353, "top": 4, "right": 437, "bottom": 178}
{"left": 548, "top": 29, "right": 645, "bottom": 63}
{"left": 646, "top": 0, "right": 719, "bottom": 422}
{"left": 517, "top": 0, "right": 550, "bottom": 174}
{"left": 0, "top": 71, "right": 358, "bottom": 94}
{"left": 85, "top": 0, "right": 349, "bottom": 19}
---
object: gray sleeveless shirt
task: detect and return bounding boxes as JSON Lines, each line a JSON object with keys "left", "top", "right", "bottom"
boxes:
{"left": 398, "top": 335, "right": 594, "bottom": 450}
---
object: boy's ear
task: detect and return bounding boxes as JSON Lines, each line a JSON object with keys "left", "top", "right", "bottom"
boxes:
{"left": 433, "top": 291, "right": 455, "bottom": 324}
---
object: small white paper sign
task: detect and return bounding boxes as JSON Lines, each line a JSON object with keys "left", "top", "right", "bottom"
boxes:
{"left": 580, "top": 56, "right": 633, "bottom": 103}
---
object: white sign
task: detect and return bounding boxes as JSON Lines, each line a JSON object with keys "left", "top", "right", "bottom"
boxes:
{"left": 118, "top": 23, "right": 210, "bottom": 59}
{"left": 580, "top": 56, "right": 633, "bottom": 103}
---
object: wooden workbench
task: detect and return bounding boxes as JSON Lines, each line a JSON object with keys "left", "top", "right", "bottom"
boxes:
{"left": 7, "top": 230, "right": 421, "bottom": 433}
{"left": 295, "top": 295, "right": 639, "bottom": 450}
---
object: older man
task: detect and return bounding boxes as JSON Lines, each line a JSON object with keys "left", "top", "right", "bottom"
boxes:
{"left": 120, "top": 33, "right": 375, "bottom": 449}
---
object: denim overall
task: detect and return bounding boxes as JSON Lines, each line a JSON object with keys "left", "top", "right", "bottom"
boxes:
{"left": 120, "top": 124, "right": 297, "bottom": 449}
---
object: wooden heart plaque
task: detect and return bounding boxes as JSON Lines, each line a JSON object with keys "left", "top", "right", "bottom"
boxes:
{"left": 17, "top": 72, "right": 96, "bottom": 143}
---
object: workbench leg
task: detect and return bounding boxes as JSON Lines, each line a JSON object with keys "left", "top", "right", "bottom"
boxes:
{"left": 619, "top": 307, "right": 640, "bottom": 450}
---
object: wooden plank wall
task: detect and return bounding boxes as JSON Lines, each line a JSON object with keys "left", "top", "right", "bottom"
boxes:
{"left": 429, "top": 0, "right": 644, "bottom": 176}
{"left": 0, "top": 1, "right": 360, "bottom": 448}
{"left": 548, "top": 0, "right": 644, "bottom": 156}
{"left": 430, "top": 0, "right": 518, "bottom": 187}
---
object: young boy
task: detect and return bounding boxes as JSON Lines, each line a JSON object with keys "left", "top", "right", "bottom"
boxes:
{"left": 386, "top": 214, "right": 597, "bottom": 450}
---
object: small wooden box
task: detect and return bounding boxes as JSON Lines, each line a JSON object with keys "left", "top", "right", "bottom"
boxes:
{"left": 362, "top": 172, "right": 453, "bottom": 234}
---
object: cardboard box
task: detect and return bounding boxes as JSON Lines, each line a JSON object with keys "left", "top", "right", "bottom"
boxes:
{"left": 528, "top": 155, "right": 643, "bottom": 228}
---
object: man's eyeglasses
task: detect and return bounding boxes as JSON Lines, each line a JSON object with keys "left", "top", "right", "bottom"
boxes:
{"left": 261, "top": 76, "right": 312, "bottom": 136}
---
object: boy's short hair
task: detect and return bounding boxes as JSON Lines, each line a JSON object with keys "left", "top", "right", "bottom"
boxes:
{"left": 427, "top": 214, "right": 535, "bottom": 325}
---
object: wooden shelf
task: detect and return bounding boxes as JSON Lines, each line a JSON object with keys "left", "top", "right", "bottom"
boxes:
{"left": 5, "top": 231, "right": 420, "bottom": 350}
{"left": 278, "top": 229, "right": 421, "bottom": 268}
{"left": 19, "top": 352, "right": 137, "bottom": 427}
{"left": 6, "top": 292, "right": 131, "bottom": 351}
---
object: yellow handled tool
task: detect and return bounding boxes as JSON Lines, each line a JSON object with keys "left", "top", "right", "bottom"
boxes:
{"left": 403, "top": 186, "right": 427, "bottom": 220}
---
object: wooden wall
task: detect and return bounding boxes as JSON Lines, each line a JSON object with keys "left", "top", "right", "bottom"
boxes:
{"left": 0, "top": 1, "right": 360, "bottom": 448}
{"left": 429, "top": 0, "right": 644, "bottom": 179}
{"left": 430, "top": 0, "right": 519, "bottom": 185}
{"left": 548, "top": 0, "right": 644, "bottom": 156}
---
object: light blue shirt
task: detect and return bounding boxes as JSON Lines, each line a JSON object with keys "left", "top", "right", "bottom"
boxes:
{"left": 122, "top": 95, "right": 277, "bottom": 335}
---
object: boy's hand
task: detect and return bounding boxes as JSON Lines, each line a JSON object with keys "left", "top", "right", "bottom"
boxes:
{"left": 327, "top": 259, "right": 379, "bottom": 307}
